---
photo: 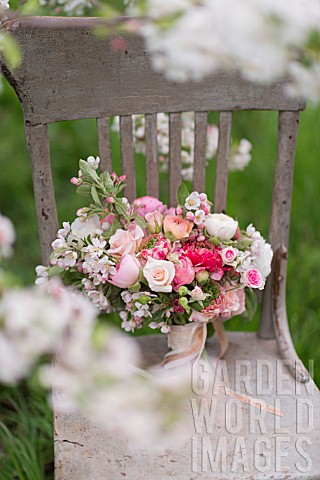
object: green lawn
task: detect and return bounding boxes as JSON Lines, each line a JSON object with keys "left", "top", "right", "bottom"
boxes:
{"left": 0, "top": 78, "right": 319, "bottom": 478}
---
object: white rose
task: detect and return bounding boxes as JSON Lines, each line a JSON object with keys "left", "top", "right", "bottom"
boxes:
{"left": 143, "top": 257, "right": 175, "bottom": 293}
{"left": 205, "top": 213, "right": 238, "bottom": 240}
{"left": 71, "top": 214, "right": 101, "bottom": 239}
{"left": 251, "top": 242, "right": 273, "bottom": 278}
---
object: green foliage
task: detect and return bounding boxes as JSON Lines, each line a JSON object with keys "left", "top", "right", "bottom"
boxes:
{"left": 0, "top": 382, "right": 53, "bottom": 480}
{"left": 176, "top": 182, "right": 189, "bottom": 206}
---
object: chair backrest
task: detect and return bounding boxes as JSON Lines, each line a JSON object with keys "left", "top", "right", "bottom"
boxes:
{"left": 0, "top": 16, "right": 306, "bottom": 340}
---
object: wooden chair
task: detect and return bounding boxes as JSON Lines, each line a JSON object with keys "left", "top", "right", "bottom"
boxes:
{"left": 2, "top": 16, "right": 320, "bottom": 479}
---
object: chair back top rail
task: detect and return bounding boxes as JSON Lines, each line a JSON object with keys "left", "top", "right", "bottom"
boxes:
{"left": 1, "top": 17, "right": 305, "bottom": 127}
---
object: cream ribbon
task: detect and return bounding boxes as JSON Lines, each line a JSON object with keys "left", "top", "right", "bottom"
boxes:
{"left": 158, "top": 318, "right": 229, "bottom": 370}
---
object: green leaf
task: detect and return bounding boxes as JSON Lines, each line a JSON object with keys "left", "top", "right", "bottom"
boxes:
{"left": 114, "top": 200, "right": 128, "bottom": 218}
{"left": 91, "top": 186, "right": 102, "bottom": 207}
{"left": 190, "top": 302, "right": 203, "bottom": 312}
{"left": 76, "top": 184, "right": 92, "bottom": 196}
{"left": 101, "top": 171, "right": 114, "bottom": 189}
{"left": 79, "top": 160, "right": 99, "bottom": 183}
{"left": 151, "top": 308, "right": 166, "bottom": 323}
{"left": 1, "top": 34, "right": 21, "bottom": 69}
{"left": 134, "top": 216, "right": 147, "bottom": 230}
{"left": 176, "top": 182, "right": 189, "bottom": 206}
{"left": 48, "top": 265, "right": 64, "bottom": 277}
{"left": 244, "top": 288, "right": 258, "bottom": 321}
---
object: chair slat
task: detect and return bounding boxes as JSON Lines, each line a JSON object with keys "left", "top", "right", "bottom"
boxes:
{"left": 169, "top": 113, "right": 182, "bottom": 207}
{"left": 145, "top": 114, "right": 159, "bottom": 197}
{"left": 2, "top": 18, "right": 306, "bottom": 126}
{"left": 214, "top": 111, "right": 232, "bottom": 212}
{"left": 259, "top": 111, "right": 300, "bottom": 339}
{"left": 97, "top": 117, "right": 112, "bottom": 172}
{"left": 24, "top": 124, "right": 59, "bottom": 264}
{"left": 120, "top": 115, "right": 136, "bottom": 201}
{"left": 193, "top": 112, "right": 208, "bottom": 192}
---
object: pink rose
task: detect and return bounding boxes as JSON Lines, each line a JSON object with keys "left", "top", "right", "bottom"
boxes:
{"left": 109, "top": 254, "right": 140, "bottom": 288}
{"left": 220, "top": 246, "right": 237, "bottom": 264}
{"left": 172, "top": 256, "right": 195, "bottom": 291}
{"left": 220, "top": 287, "right": 246, "bottom": 319}
{"left": 145, "top": 211, "right": 163, "bottom": 234}
{"left": 163, "top": 215, "right": 193, "bottom": 240}
{"left": 242, "top": 269, "right": 265, "bottom": 290}
{"left": 134, "top": 196, "right": 164, "bottom": 217}
{"left": 108, "top": 223, "right": 144, "bottom": 257}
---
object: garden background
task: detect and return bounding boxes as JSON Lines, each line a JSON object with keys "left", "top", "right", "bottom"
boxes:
{"left": 0, "top": 76, "right": 319, "bottom": 478}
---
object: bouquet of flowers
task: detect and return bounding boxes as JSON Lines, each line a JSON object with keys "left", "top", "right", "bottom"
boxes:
{"left": 37, "top": 156, "right": 272, "bottom": 367}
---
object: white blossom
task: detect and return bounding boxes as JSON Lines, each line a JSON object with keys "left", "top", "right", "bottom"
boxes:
{"left": 0, "top": 213, "right": 15, "bottom": 258}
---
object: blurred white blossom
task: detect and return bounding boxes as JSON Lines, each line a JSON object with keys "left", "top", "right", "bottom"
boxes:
{"left": 0, "top": 212, "right": 15, "bottom": 259}
{"left": 39, "top": 0, "right": 92, "bottom": 15}
{"left": 0, "top": 0, "right": 9, "bottom": 10}
{"left": 113, "top": 113, "right": 252, "bottom": 179}
{"left": 229, "top": 139, "right": 252, "bottom": 172}
{"left": 132, "top": 0, "right": 320, "bottom": 101}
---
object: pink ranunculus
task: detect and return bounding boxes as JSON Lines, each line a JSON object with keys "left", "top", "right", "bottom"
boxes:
{"left": 140, "top": 236, "right": 171, "bottom": 262}
{"left": 172, "top": 256, "right": 195, "bottom": 291}
{"left": 163, "top": 215, "right": 193, "bottom": 240}
{"left": 134, "top": 196, "right": 164, "bottom": 217}
{"left": 183, "top": 245, "right": 223, "bottom": 273}
{"left": 108, "top": 223, "right": 144, "bottom": 257}
{"left": 109, "top": 254, "right": 141, "bottom": 288}
{"left": 210, "top": 268, "right": 224, "bottom": 281}
{"left": 145, "top": 211, "right": 163, "bottom": 233}
{"left": 242, "top": 269, "right": 265, "bottom": 290}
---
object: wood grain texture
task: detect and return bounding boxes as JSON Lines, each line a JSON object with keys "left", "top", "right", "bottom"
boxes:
{"left": 259, "top": 111, "right": 300, "bottom": 340}
{"left": 193, "top": 112, "right": 208, "bottom": 192}
{"left": 24, "top": 123, "right": 58, "bottom": 264}
{"left": 119, "top": 115, "right": 136, "bottom": 201}
{"left": 97, "top": 117, "right": 112, "bottom": 172}
{"left": 214, "top": 112, "right": 232, "bottom": 213}
{"left": 54, "top": 332, "right": 320, "bottom": 479}
{"left": 169, "top": 113, "right": 182, "bottom": 207}
{"left": 145, "top": 113, "right": 159, "bottom": 197}
{"left": 0, "top": 17, "right": 305, "bottom": 126}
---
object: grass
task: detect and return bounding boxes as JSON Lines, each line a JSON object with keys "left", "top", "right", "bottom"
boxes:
{"left": 0, "top": 78, "right": 320, "bottom": 477}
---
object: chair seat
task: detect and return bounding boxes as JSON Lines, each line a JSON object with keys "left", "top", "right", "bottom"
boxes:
{"left": 54, "top": 331, "right": 320, "bottom": 479}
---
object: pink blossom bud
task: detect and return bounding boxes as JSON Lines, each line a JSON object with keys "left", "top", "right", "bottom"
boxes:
{"left": 176, "top": 207, "right": 183, "bottom": 215}
{"left": 197, "top": 234, "right": 205, "bottom": 242}
{"left": 111, "top": 172, "right": 117, "bottom": 179}
{"left": 198, "top": 222, "right": 206, "bottom": 230}
{"left": 186, "top": 211, "right": 194, "bottom": 220}
{"left": 106, "top": 196, "right": 115, "bottom": 204}
{"left": 119, "top": 175, "right": 127, "bottom": 181}
{"left": 199, "top": 193, "right": 207, "bottom": 201}
{"left": 203, "top": 207, "right": 210, "bottom": 215}
{"left": 189, "top": 234, "right": 196, "bottom": 242}
{"left": 70, "top": 177, "right": 79, "bottom": 185}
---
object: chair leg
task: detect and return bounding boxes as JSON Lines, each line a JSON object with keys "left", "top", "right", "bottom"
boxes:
{"left": 273, "top": 245, "right": 310, "bottom": 383}
{"left": 25, "top": 123, "right": 59, "bottom": 264}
